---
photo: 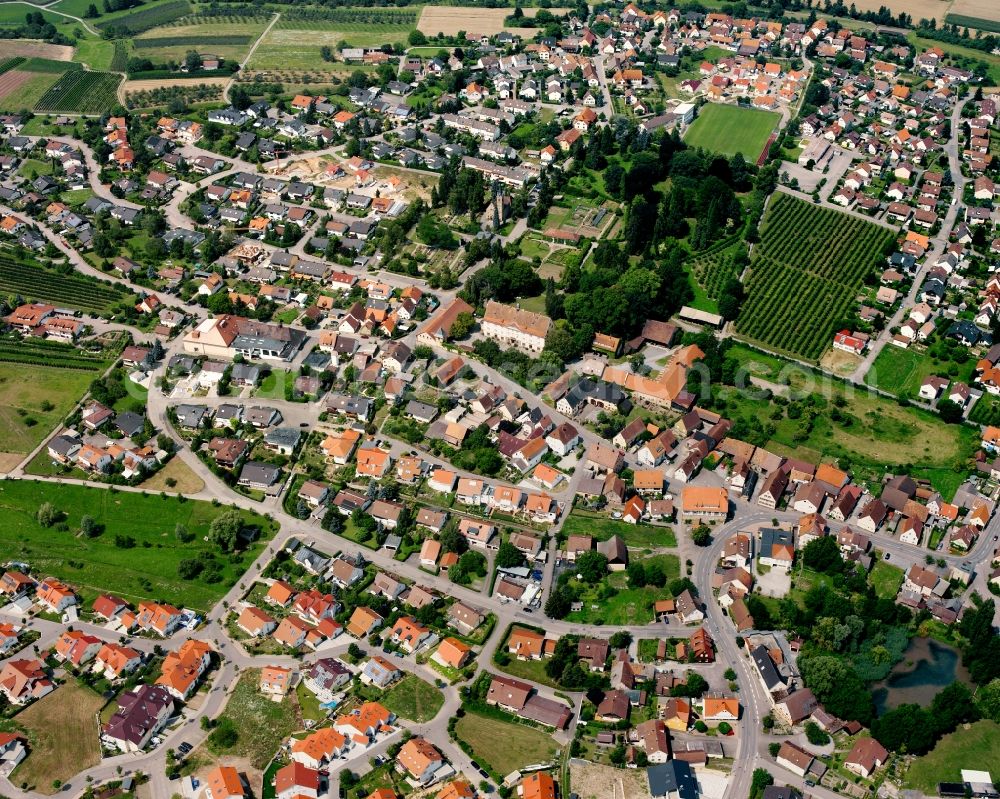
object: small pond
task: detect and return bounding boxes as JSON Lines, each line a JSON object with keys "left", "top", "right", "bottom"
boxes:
{"left": 872, "top": 637, "right": 970, "bottom": 715}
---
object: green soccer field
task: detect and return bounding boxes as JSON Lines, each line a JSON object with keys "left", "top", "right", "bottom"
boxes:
{"left": 683, "top": 103, "right": 780, "bottom": 160}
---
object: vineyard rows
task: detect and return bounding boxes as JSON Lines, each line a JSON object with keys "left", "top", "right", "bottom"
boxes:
{"left": 690, "top": 241, "right": 747, "bottom": 300}
{"left": 110, "top": 40, "right": 128, "bottom": 72}
{"left": 0, "top": 57, "right": 26, "bottom": 76}
{"left": 179, "top": 11, "right": 271, "bottom": 22}
{"left": 278, "top": 7, "right": 417, "bottom": 26}
{"left": 0, "top": 339, "right": 106, "bottom": 370}
{"left": 735, "top": 193, "right": 895, "bottom": 361}
{"left": 133, "top": 34, "right": 254, "bottom": 49}
{"left": 35, "top": 71, "right": 122, "bottom": 114}
{"left": 0, "top": 254, "right": 130, "bottom": 313}
{"left": 95, "top": 0, "right": 191, "bottom": 33}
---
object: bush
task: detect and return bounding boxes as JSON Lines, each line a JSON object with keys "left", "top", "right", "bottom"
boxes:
{"left": 207, "top": 717, "right": 238, "bottom": 749}
{"left": 804, "top": 720, "right": 830, "bottom": 745}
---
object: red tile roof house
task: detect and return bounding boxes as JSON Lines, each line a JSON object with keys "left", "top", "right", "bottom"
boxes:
{"left": 844, "top": 737, "right": 889, "bottom": 778}
{"left": 136, "top": 601, "right": 184, "bottom": 636}
{"left": 92, "top": 593, "right": 127, "bottom": 621}
{"left": 93, "top": 643, "right": 143, "bottom": 681}
{"left": 53, "top": 630, "right": 102, "bottom": 667}
{"left": 0, "top": 658, "right": 54, "bottom": 705}
{"left": 260, "top": 665, "right": 295, "bottom": 699}
{"left": 274, "top": 616, "right": 313, "bottom": 650}
{"left": 275, "top": 761, "right": 322, "bottom": 799}
{"left": 156, "top": 639, "right": 213, "bottom": 701}
{"left": 0, "top": 571, "right": 35, "bottom": 600}
{"left": 0, "top": 624, "right": 20, "bottom": 655}
{"left": 775, "top": 741, "right": 814, "bottom": 777}
{"left": 237, "top": 605, "right": 278, "bottom": 637}
{"left": 35, "top": 578, "right": 77, "bottom": 614}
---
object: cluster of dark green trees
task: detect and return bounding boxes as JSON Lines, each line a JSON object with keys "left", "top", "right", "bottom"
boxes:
{"left": 431, "top": 162, "right": 488, "bottom": 220}
{"left": 0, "top": 11, "right": 73, "bottom": 45}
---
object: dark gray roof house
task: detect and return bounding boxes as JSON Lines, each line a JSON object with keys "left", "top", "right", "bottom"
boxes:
{"left": 174, "top": 404, "right": 210, "bottom": 428}
{"left": 114, "top": 411, "right": 146, "bottom": 438}
{"left": 647, "top": 761, "right": 699, "bottom": 799}
{"left": 751, "top": 645, "right": 784, "bottom": 692}
{"left": 263, "top": 427, "right": 301, "bottom": 453}
{"left": 238, "top": 461, "right": 281, "bottom": 489}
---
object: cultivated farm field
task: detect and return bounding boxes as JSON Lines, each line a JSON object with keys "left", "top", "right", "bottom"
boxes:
{"left": 843, "top": 0, "right": 954, "bottom": 20}
{"left": 419, "top": 5, "right": 488, "bottom": 37}
{"left": 950, "top": 0, "right": 1000, "bottom": 22}
{"left": 735, "top": 192, "right": 895, "bottom": 361}
{"left": 0, "top": 70, "right": 59, "bottom": 110}
{"left": 0, "top": 40, "right": 73, "bottom": 60}
{"left": 132, "top": 18, "right": 268, "bottom": 63}
{"left": 93, "top": 0, "right": 191, "bottom": 34}
{"left": 684, "top": 103, "right": 780, "bottom": 160}
{"left": 418, "top": 5, "right": 565, "bottom": 37}
{"left": 945, "top": 0, "right": 1000, "bottom": 32}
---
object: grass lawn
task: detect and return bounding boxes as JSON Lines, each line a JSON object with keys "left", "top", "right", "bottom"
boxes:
{"left": 272, "top": 307, "right": 300, "bottom": 324}
{"left": 139, "top": 456, "right": 206, "bottom": 494}
{"left": 905, "top": 721, "right": 1000, "bottom": 793}
{"left": 0, "top": 6, "right": 65, "bottom": 24}
{"left": 0, "top": 362, "right": 97, "bottom": 453}
{"left": 969, "top": 391, "right": 1000, "bottom": 427}
{"left": 566, "top": 579, "right": 678, "bottom": 626}
{"left": 0, "top": 481, "right": 277, "bottom": 610}
{"left": 9, "top": 682, "right": 104, "bottom": 794}
{"left": 684, "top": 265, "right": 721, "bottom": 315}
{"left": 864, "top": 346, "right": 975, "bottom": 398}
{"left": 381, "top": 674, "right": 444, "bottom": 723}
{"left": 519, "top": 235, "right": 551, "bottom": 260}
{"left": 20, "top": 157, "right": 57, "bottom": 178}
{"left": 518, "top": 293, "right": 547, "bottom": 315}
{"left": 495, "top": 655, "right": 559, "bottom": 689}
{"left": 71, "top": 37, "right": 117, "bottom": 72}
{"left": 256, "top": 368, "right": 290, "bottom": 397}
{"left": 548, "top": 553, "right": 680, "bottom": 628}
{"left": 208, "top": 669, "right": 302, "bottom": 770}
{"left": 684, "top": 104, "right": 779, "bottom": 160}
{"left": 637, "top": 639, "right": 660, "bottom": 662}
{"left": 561, "top": 509, "right": 677, "bottom": 549}
{"left": 724, "top": 343, "right": 813, "bottom": 387}
{"left": 296, "top": 680, "right": 325, "bottom": 723}
{"left": 454, "top": 711, "right": 557, "bottom": 776}
{"left": 868, "top": 561, "right": 905, "bottom": 600}
{"left": 60, "top": 187, "right": 93, "bottom": 207}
